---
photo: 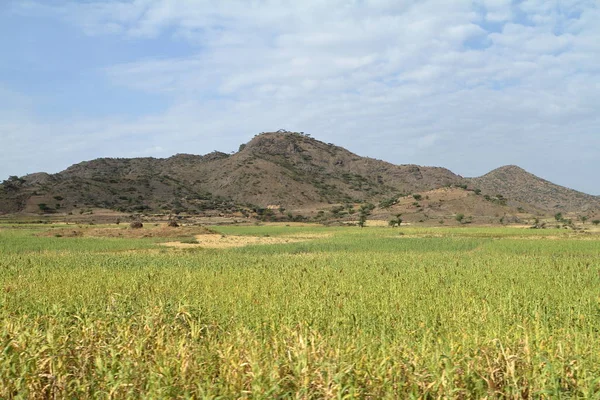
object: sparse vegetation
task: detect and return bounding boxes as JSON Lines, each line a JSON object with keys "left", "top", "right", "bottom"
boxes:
{"left": 1, "top": 132, "right": 598, "bottom": 219}
{"left": 379, "top": 196, "right": 399, "bottom": 208}
{"left": 1, "top": 175, "right": 25, "bottom": 191}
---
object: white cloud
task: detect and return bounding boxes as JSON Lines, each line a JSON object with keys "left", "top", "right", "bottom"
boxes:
{"left": 2, "top": 0, "right": 600, "bottom": 194}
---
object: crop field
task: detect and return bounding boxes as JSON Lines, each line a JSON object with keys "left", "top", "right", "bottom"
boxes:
{"left": 1, "top": 223, "right": 600, "bottom": 398}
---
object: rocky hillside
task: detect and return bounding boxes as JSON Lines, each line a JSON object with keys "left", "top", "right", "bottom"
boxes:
{"left": 467, "top": 165, "right": 600, "bottom": 212}
{"left": 0, "top": 132, "right": 463, "bottom": 215}
{"left": 1, "top": 132, "right": 598, "bottom": 216}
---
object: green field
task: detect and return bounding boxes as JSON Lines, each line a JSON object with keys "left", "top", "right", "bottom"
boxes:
{"left": 1, "top": 224, "right": 600, "bottom": 398}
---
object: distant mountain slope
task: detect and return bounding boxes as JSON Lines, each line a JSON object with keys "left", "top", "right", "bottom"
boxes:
{"left": 0, "top": 132, "right": 463, "bottom": 215}
{"left": 467, "top": 165, "right": 600, "bottom": 212}
{"left": 1, "top": 132, "right": 598, "bottom": 216}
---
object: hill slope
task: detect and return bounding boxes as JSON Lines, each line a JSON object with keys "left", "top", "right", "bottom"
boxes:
{"left": 0, "top": 132, "right": 463, "bottom": 215}
{"left": 467, "top": 165, "right": 600, "bottom": 212}
{"left": 1, "top": 132, "right": 598, "bottom": 217}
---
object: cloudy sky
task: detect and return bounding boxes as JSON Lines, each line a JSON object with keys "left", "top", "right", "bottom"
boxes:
{"left": 1, "top": 0, "right": 598, "bottom": 194}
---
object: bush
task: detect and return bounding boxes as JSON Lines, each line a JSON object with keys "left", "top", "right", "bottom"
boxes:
{"left": 592, "top": 220, "right": 600, "bottom": 226}
{"left": 555, "top": 212, "right": 563, "bottom": 222}
{"left": 357, "top": 203, "right": 375, "bottom": 228}
{"left": 167, "top": 220, "right": 179, "bottom": 227}
{"left": 388, "top": 214, "right": 402, "bottom": 227}
{"left": 379, "top": 196, "right": 398, "bottom": 209}
{"left": 531, "top": 218, "right": 546, "bottom": 229}
{"left": 130, "top": 221, "right": 143, "bottom": 229}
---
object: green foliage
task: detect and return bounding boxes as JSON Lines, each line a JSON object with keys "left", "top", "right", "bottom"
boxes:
{"left": 455, "top": 213, "right": 465, "bottom": 223}
{"left": 593, "top": 220, "right": 600, "bottom": 226}
{"left": 361, "top": 202, "right": 375, "bottom": 212}
{"left": 357, "top": 215, "right": 367, "bottom": 228}
{"left": 37, "top": 203, "right": 51, "bottom": 212}
{"left": 378, "top": 196, "right": 398, "bottom": 209}
{"left": 1, "top": 175, "right": 25, "bottom": 191}
{"left": 555, "top": 212, "right": 563, "bottom": 222}
{"left": 483, "top": 194, "right": 507, "bottom": 206}
{"left": 330, "top": 205, "right": 345, "bottom": 217}
{"left": 388, "top": 213, "right": 403, "bottom": 227}
{"left": 357, "top": 203, "right": 374, "bottom": 228}
{"left": 412, "top": 194, "right": 422, "bottom": 201}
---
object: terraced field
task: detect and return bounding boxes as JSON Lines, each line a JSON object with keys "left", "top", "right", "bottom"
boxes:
{"left": 1, "top": 223, "right": 600, "bottom": 398}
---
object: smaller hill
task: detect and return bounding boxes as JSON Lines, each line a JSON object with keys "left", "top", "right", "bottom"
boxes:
{"left": 468, "top": 165, "right": 600, "bottom": 212}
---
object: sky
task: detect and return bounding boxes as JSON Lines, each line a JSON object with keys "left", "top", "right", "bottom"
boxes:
{"left": 0, "top": 0, "right": 598, "bottom": 195}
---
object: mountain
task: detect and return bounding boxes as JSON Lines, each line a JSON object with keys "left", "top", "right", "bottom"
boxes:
{"left": 1, "top": 132, "right": 598, "bottom": 218}
{"left": 0, "top": 132, "right": 463, "bottom": 215}
{"left": 467, "top": 165, "right": 600, "bottom": 212}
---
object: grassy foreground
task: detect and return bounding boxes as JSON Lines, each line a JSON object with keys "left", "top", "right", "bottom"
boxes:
{"left": 1, "top": 224, "right": 600, "bottom": 398}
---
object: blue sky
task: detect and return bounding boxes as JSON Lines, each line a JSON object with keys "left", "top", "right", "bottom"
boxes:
{"left": 1, "top": 0, "right": 598, "bottom": 194}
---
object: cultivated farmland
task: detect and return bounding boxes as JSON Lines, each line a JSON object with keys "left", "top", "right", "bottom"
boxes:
{"left": 1, "top": 224, "right": 600, "bottom": 398}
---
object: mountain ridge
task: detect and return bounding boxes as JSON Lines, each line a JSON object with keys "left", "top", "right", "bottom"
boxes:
{"left": 1, "top": 131, "right": 598, "bottom": 217}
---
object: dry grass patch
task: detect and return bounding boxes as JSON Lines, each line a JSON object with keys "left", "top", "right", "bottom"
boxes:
{"left": 161, "top": 233, "right": 329, "bottom": 249}
{"left": 37, "top": 224, "right": 217, "bottom": 239}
